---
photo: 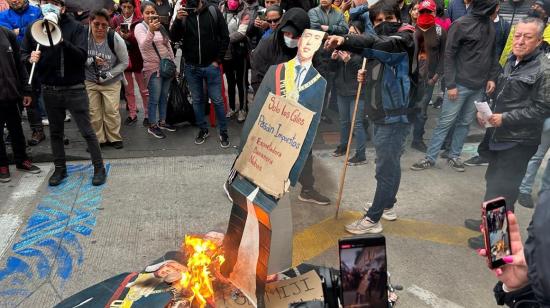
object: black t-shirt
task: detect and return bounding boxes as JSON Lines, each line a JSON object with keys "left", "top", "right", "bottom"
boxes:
{"left": 154, "top": 0, "right": 173, "bottom": 28}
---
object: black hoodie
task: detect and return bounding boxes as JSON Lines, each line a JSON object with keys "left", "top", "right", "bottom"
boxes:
{"left": 250, "top": 8, "right": 310, "bottom": 92}
{"left": 444, "top": 0, "right": 501, "bottom": 90}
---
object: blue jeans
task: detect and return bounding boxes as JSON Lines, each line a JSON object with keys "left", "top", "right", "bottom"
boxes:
{"left": 412, "top": 82, "right": 435, "bottom": 143}
{"left": 337, "top": 95, "right": 367, "bottom": 160}
{"left": 519, "top": 118, "right": 550, "bottom": 194}
{"left": 148, "top": 73, "right": 172, "bottom": 125}
{"left": 366, "top": 123, "right": 410, "bottom": 222}
{"left": 426, "top": 84, "right": 483, "bottom": 162}
{"left": 184, "top": 63, "right": 227, "bottom": 133}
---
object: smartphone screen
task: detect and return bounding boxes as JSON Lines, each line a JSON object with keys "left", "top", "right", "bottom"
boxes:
{"left": 483, "top": 197, "right": 511, "bottom": 268}
{"left": 339, "top": 235, "right": 388, "bottom": 308}
{"left": 120, "top": 23, "right": 129, "bottom": 33}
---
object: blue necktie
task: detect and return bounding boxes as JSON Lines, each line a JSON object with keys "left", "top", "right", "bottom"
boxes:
{"left": 295, "top": 64, "right": 304, "bottom": 87}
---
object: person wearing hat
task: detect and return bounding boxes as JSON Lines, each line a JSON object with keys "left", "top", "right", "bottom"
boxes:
{"left": 410, "top": 0, "right": 447, "bottom": 153}
{"left": 21, "top": 0, "right": 107, "bottom": 186}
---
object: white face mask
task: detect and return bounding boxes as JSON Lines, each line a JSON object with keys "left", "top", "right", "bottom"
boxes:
{"left": 41, "top": 3, "right": 61, "bottom": 17}
{"left": 284, "top": 35, "right": 299, "bottom": 48}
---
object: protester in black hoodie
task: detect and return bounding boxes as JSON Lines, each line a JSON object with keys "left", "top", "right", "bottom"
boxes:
{"left": 411, "top": 0, "right": 501, "bottom": 173}
{"left": 250, "top": 7, "right": 332, "bottom": 206}
{"left": 21, "top": 0, "right": 106, "bottom": 187}
{"left": 0, "top": 26, "right": 41, "bottom": 182}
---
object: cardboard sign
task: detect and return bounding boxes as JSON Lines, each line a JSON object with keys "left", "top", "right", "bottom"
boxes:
{"left": 234, "top": 93, "right": 314, "bottom": 198}
{"left": 216, "top": 270, "right": 324, "bottom": 308}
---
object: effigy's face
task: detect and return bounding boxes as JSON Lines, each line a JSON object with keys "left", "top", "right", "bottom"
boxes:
{"left": 297, "top": 29, "right": 324, "bottom": 62}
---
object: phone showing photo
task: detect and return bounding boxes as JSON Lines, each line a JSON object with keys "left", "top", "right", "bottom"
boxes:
{"left": 120, "top": 23, "right": 130, "bottom": 33}
{"left": 339, "top": 235, "right": 388, "bottom": 308}
{"left": 482, "top": 197, "right": 511, "bottom": 269}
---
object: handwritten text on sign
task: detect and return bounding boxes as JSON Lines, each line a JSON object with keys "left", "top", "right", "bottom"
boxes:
{"left": 235, "top": 93, "right": 314, "bottom": 198}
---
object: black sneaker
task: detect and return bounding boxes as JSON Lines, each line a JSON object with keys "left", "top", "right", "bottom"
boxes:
{"left": 28, "top": 130, "right": 46, "bottom": 146}
{"left": 433, "top": 96, "right": 443, "bottom": 109}
{"left": 411, "top": 141, "right": 427, "bottom": 153}
{"left": 49, "top": 167, "right": 68, "bottom": 186}
{"left": 0, "top": 166, "right": 10, "bottom": 183}
{"left": 16, "top": 160, "right": 41, "bottom": 174}
{"left": 464, "top": 155, "right": 489, "bottom": 166}
{"left": 111, "top": 141, "right": 124, "bottom": 149}
{"left": 159, "top": 122, "right": 176, "bottom": 132}
{"left": 195, "top": 129, "right": 209, "bottom": 145}
{"left": 347, "top": 156, "right": 367, "bottom": 166}
{"left": 220, "top": 131, "right": 230, "bottom": 148}
{"left": 464, "top": 219, "right": 481, "bottom": 231}
{"left": 125, "top": 116, "right": 137, "bottom": 126}
{"left": 411, "top": 158, "right": 435, "bottom": 171}
{"left": 518, "top": 192, "right": 535, "bottom": 208}
{"left": 332, "top": 145, "right": 346, "bottom": 157}
{"left": 447, "top": 157, "right": 465, "bottom": 172}
{"left": 298, "top": 188, "right": 331, "bottom": 205}
{"left": 92, "top": 165, "right": 107, "bottom": 186}
{"left": 467, "top": 235, "right": 484, "bottom": 250}
{"left": 143, "top": 118, "right": 150, "bottom": 127}
{"left": 148, "top": 125, "right": 166, "bottom": 139}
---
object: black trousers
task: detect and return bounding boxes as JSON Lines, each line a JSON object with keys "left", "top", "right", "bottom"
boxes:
{"left": 484, "top": 144, "right": 538, "bottom": 210}
{"left": 42, "top": 86, "right": 103, "bottom": 168}
{"left": 0, "top": 102, "right": 28, "bottom": 166}
{"left": 298, "top": 151, "right": 315, "bottom": 191}
{"left": 223, "top": 56, "right": 248, "bottom": 112}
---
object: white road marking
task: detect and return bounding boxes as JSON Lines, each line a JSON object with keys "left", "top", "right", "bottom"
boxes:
{"left": 407, "top": 285, "right": 465, "bottom": 308}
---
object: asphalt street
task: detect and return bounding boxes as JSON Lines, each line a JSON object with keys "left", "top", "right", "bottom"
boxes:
{"left": 0, "top": 96, "right": 542, "bottom": 307}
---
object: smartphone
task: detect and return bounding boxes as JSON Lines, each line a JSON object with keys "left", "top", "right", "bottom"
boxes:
{"left": 150, "top": 15, "right": 159, "bottom": 23}
{"left": 339, "top": 235, "right": 388, "bottom": 308}
{"left": 120, "top": 23, "right": 130, "bottom": 33}
{"left": 482, "top": 197, "right": 511, "bottom": 269}
{"left": 158, "top": 15, "right": 170, "bottom": 24}
{"left": 257, "top": 9, "right": 266, "bottom": 20}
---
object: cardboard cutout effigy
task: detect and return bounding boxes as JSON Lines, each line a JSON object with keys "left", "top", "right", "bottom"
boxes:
{"left": 221, "top": 29, "right": 327, "bottom": 307}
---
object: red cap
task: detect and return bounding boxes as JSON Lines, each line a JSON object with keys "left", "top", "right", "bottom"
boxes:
{"left": 418, "top": 0, "right": 436, "bottom": 12}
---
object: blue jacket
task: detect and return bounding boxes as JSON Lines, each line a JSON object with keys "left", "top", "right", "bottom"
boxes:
{"left": 349, "top": 4, "right": 375, "bottom": 35}
{"left": 447, "top": 0, "right": 471, "bottom": 22}
{"left": 0, "top": 5, "right": 42, "bottom": 43}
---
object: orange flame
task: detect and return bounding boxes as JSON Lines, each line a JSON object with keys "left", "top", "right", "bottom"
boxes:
{"left": 179, "top": 235, "right": 225, "bottom": 308}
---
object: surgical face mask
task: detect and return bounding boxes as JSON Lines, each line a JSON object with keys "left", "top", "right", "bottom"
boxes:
{"left": 284, "top": 35, "right": 299, "bottom": 48}
{"left": 41, "top": 3, "right": 61, "bottom": 17}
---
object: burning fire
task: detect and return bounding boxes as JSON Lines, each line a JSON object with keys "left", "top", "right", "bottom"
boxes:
{"left": 179, "top": 235, "right": 225, "bottom": 308}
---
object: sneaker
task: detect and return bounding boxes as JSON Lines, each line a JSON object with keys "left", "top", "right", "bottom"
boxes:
{"left": 111, "top": 141, "right": 124, "bottom": 149}
{"left": 411, "top": 158, "right": 435, "bottom": 171}
{"left": 64, "top": 114, "right": 71, "bottom": 122}
{"left": 5, "top": 134, "right": 11, "bottom": 145}
{"left": 28, "top": 130, "right": 46, "bottom": 146}
{"left": 362, "top": 203, "right": 397, "bottom": 221}
{"left": 347, "top": 156, "right": 367, "bottom": 166}
{"left": 411, "top": 141, "right": 427, "bottom": 153}
{"left": 298, "top": 189, "right": 331, "bottom": 205}
{"left": 49, "top": 167, "right": 68, "bottom": 186}
{"left": 143, "top": 118, "right": 150, "bottom": 127}
{"left": 332, "top": 145, "right": 346, "bottom": 157}
{"left": 124, "top": 116, "right": 137, "bottom": 126}
{"left": 41, "top": 119, "right": 50, "bottom": 126}
{"left": 518, "top": 192, "right": 535, "bottom": 208}
{"left": 220, "top": 131, "right": 230, "bottom": 148}
{"left": 237, "top": 110, "right": 247, "bottom": 122}
{"left": 345, "top": 216, "right": 383, "bottom": 234}
{"left": 464, "top": 219, "right": 482, "bottom": 231}
{"left": 226, "top": 109, "right": 235, "bottom": 118}
{"left": 16, "top": 160, "right": 41, "bottom": 174}
{"left": 0, "top": 166, "right": 10, "bottom": 183}
{"left": 148, "top": 125, "right": 166, "bottom": 139}
{"left": 447, "top": 157, "right": 465, "bottom": 172}
{"left": 464, "top": 155, "right": 489, "bottom": 166}
{"left": 433, "top": 97, "right": 443, "bottom": 109}
{"left": 440, "top": 150, "right": 450, "bottom": 159}
{"left": 159, "top": 122, "right": 176, "bottom": 132}
{"left": 195, "top": 129, "right": 209, "bottom": 145}
{"left": 92, "top": 165, "right": 107, "bottom": 186}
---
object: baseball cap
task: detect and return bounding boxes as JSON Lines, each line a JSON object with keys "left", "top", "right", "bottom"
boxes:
{"left": 418, "top": 0, "right": 436, "bottom": 12}
{"left": 280, "top": 24, "right": 300, "bottom": 37}
{"left": 534, "top": 0, "right": 550, "bottom": 14}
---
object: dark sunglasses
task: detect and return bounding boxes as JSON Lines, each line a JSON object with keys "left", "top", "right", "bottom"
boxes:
{"left": 266, "top": 17, "right": 281, "bottom": 24}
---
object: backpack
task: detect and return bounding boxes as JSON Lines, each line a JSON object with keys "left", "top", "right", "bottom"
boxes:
{"left": 85, "top": 25, "right": 116, "bottom": 54}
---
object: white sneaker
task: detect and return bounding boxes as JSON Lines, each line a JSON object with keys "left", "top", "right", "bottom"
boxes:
{"left": 42, "top": 119, "right": 49, "bottom": 126}
{"left": 64, "top": 114, "right": 71, "bottom": 122}
{"left": 345, "top": 216, "right": 383, "bottom": 234}
{"left": 362, "top": 203, "right": 398, "bottom": 221}
{"left": 226, "top": 109, "right": 235, "bottom": 118}
{"left": 237, "top": 110, "right": 247, "bottom": 122}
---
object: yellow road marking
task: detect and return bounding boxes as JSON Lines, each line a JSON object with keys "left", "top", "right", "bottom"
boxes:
{"left": 292, "top": 211, "right": 481, "bottom": 266}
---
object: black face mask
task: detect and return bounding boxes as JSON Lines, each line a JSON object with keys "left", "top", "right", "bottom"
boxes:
{"left": 374, "top": 21, "right": 401, "bottom": 36}
{"left": 527, "top": 8, "right": 549, "bottom": 22}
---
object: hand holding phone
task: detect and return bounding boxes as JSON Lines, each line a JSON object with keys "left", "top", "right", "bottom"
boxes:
{"left": 120, "top": 23, "right": 130, "bottom": 33}
{"left": 482, "top": 197, "right": 512, "bottom": 269}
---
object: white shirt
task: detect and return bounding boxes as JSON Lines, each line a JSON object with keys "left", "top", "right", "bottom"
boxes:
{"left": 294, "top": 58, "right": 312, "bottom": 87}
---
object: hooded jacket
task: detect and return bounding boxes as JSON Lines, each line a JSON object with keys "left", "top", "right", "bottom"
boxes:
{"left": 444, "top": 0, "right": 501, "bottom": 90}
{"left": 170, "top": 2, "right": 230, "bottom": 66}
{"left": 250, "top": 8, "right": 310, "bottom": 92}
{"left": 0, "top": 26, "right": 30, "bottom": 103}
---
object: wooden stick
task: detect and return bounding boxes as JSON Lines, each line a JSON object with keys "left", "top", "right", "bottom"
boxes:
{"left": 28, "top": 44, "right": 40, "bottom": 85}
{"left": 335, "top": 57, "right": 367, "bottom": 219}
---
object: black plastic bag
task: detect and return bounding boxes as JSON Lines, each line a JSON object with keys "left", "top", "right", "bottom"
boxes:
{"left": 166, "top": 77, "right": 196, "bottom": 125}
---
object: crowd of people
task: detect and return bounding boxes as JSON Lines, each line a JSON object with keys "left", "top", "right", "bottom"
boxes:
{"left": 1, "top": 0, "right": 550, "bottom": 305}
